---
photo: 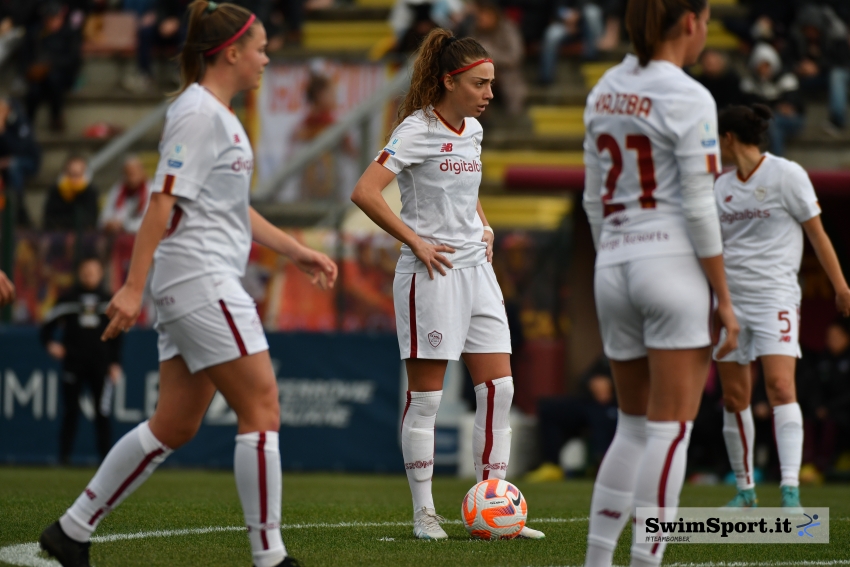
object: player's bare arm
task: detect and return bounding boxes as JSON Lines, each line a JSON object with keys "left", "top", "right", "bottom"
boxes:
{"left": 248, "top": 206, "right": 338, "bottom": 289}
{"left": 699, "top": 255, "right": 740, "bottom": 359}
{"left": 351, "top": 161, "right": 455, "bottom": 279}
{"left": 0, "top": 269, "right": 14, "bottom": 306}
{"left": 476, "top": 200, "right": 494, "bottom": 262}
{"left": 102, "top": 192, "right": 177, "bottom": 341}
{"left": 802, "top": 215, "right": 850, "bottom": 316}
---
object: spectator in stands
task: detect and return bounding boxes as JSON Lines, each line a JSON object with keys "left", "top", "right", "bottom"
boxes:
{"left": 43, "top": 154, "right": 99, "bottom": 232}
{"left": 0, "top": 97, "right": 41, "bottom": 227}
{"left": 695, "top": 49, "right": 749, "bottom": 111}
{"left": 99, "top": 155, "right": 150, "bottom": 234}
{"left": 787, "top": 4, "right": 850, "bottom": 133}
{"left": 538, "top": 0, "right": 605, "bottom": 85}
{"left": 391, "top": 0, "right": 464, "bottom": 53}
{"left": 524, "top": 356, "right": 618, "bottom": 482}
{"left": 721, "top": 0, "right": 797, "bottom": 47}
{"left": 124, "top": 0, "right": 190, "bottom": 92}
{"left": 740, "top": 42, "right": 804, "bottom": 156}
{"left": 40, "top": 255, "right": 122, "bottom": 465}
{"left": 467, "top": 0, "right": 526, "bottom": 116}
{"left": 803, "top": 319, "right": 850, "bottom": 478}
{"left": 21, "top": 2, "right": 83, "bottom": 132}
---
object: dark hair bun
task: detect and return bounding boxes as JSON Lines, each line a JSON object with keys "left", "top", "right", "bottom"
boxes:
{"left": 718, "top": 103, "right": 772, "bottom": 146}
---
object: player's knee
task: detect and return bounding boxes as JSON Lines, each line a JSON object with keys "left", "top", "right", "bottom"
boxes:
{"left": 722, "top": 390, "right": 749, "bottom": 413}
{"left": 157, "top": 421, "right": 201, "bottom": 449}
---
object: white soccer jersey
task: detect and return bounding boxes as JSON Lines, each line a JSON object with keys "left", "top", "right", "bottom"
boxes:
{"left": 715, "top": 153, "right": 821, "bottom": 305}
{"left": 584, "top": 54, "right": 722, "bottom": 267}
{"left": 150, "top": 83, "right": 254, "bottom": 322}
{"left": 376, "top": 108, "right": 487, "bottom": 273}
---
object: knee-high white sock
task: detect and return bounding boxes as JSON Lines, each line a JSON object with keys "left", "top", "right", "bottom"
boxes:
{"left": 630, "top": 421, "right": 693, "bottom": 567}
{"left": 401, "top": 390, "right": 442, "bottom": 513}
{"left": 473, "top": 377, "right": 513, "bottom": 482}
{"left": 723, "top": 407, "right": 755, "bottom": 490}
{"left": 235, "top": 431, "right": 286, "bottom": 567}
{"left": 59, "top": 420, "right": 172, "bottom": 542}
{"left": 585, "top": 411, "right": 646, "bottom": 567}
{"left": 773, "top": 403, "right": 803, "bottom": 488}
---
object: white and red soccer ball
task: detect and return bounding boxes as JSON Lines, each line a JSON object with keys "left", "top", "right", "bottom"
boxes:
{"left": 461, "top": 479, "right": 528, "bottom": 540}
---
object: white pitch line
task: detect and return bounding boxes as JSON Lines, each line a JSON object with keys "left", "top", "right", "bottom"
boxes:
{"left": 1, "top": 517, "right": 846, "bottom": 567}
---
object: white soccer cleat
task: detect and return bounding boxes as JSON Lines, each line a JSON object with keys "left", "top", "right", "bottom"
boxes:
{"left": 518, "top": 525, "right": 545, "bottom": 539}
{"left": 413, "top": 507, "right": 448, "bottom": 540}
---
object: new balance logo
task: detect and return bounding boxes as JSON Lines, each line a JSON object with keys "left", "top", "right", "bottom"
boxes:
{"left": 440, "top": 143, "right": 453, "bottom": 152}
{"left": 405, "top": 459, "right": 434, "bottom": 470}
{"left": 598, "top": 509, "right": 622, "bottom": 519}
{"left": 779, "top": 335, "right": 792, "bottom": 343}
{"left": 85, "top": 489, "right": 97, "bottom": 500}
{"left": 725, "top": 195, "right": 733, "bottom": 202}
{"left": 234, "top": 134, "right": 241, "bottom": 144}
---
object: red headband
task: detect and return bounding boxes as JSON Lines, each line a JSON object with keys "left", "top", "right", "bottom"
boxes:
{"left": 446, "top": 58, "right": 493, "bottom": 77}
{"left": 205, "top": 14, "right": 256, "bottom": 56}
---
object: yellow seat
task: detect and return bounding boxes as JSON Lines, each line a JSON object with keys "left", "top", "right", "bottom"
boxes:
{"left": 480, "top": 150, "right": 584, "bottom": 182}
{"left": 478, "top": 196, "right": 573, "bottom": 230}
{"left": 706, "top": 20, "right": 738, "bottom": 49}
{"left": 580, "top": 62, "right": 615, "bottom": 89}
{"left": 303, "top": 21, "right": 394, "bottom": 51}
{"left": 355, "top": 0, "right": 395, "bottom": 6}
{"left": 529, "top": 106, "right": 585, "bottom": 136}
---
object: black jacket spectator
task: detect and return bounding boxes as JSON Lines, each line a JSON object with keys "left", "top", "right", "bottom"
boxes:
{"left": 39, "top": 285, "right": 121, "bottom": 374}
{"left": 43, "top": 156, "right": 99, "bottom": 232}
{"left": 695, "top": 49, "right": 750, "bottom": 111}
{"left": 0, "top": 98, "right": 41, "bottom": 170}
{"left": 787, "top": 5, "right": 850, "bottom": 74}
{"left": 21, "top": 3, "right": 83, "bottom": 130}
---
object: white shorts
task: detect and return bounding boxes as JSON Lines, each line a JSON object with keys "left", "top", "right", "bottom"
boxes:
{"left": 595, "top": 254, "right": 712, "bottom": 360}
{"left": 156, "top": 280, "right": 268, "bottom": 374}
{"left": 394, "top": 263, "right": 511, "bottom": 360}
{"left": 714, "top": 302, "right": 801, "bottom": 364}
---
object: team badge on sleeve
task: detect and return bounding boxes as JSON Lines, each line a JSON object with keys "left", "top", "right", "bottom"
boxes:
{"left": 167, "top": 143, "right": 187, "bottom": 169}
{"left": 700, "top": 121, "right": 717, "bottom": 148}
{"left": 384, "top": 136, "right": 403, "bottom": 156}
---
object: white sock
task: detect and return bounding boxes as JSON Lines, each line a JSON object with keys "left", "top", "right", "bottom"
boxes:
{"left": 401, "top": 390, "right": 442, "bottom": 512}
{"left": 585, "top": 411, "right": 646, "bottom": 567}
{"left": 722, "top": 407, "right": 755, "bottom": 490}
{"left": 473, "top": 377, "right": 513, "bottom": 482}
{"left": 773, "top": 403, "right": 803, "bottom": 488}
{"left": 235, "top": 431, "right": 286, "bottom": 567}
{"left": 630, "top": 421, "right": 693, "bottom": 567}
{"left": 59, "top": 420, "right": 172, "bottom": 542}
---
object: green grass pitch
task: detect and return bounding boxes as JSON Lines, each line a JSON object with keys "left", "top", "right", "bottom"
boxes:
{"left": 0, "top": 466, "right": 847, "bottom": 566}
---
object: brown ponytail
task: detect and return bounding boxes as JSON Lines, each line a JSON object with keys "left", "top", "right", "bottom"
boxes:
{"left": 175, "top": 0, "right": 256, "bottom": 95}
{"left": 393, "top": 28, "right": 490, "bottom": 130}
{"left": 625, "top": 0, "right": 706, "bottom": 66}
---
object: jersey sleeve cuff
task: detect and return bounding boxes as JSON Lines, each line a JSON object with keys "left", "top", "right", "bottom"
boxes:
{"left": 374, "top": 150, "right": 403, "bottom": 174}
{"left": 152, "top": 173, "right": 202, "bottom": 200}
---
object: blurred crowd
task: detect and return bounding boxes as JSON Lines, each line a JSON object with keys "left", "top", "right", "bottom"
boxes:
{"left": 524, "top": 318, "right": 850, "bottom": 485}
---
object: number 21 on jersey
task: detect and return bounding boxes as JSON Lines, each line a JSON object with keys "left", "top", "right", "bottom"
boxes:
{"left": 596, "top": 133, "right": 657, "bottom": 216}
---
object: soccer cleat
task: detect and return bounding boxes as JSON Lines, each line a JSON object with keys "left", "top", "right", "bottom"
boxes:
{"left": 413, "top": 507, "right": 448, "bottom": 540}
{"left": 724, "top": 488, "right": 758, "bottom": 508}
{"left": 524, "top": 462, "right": 564, "bottom": 483}
{"left": 39, "top": 521, "right": 91, "bottom": 567}
{"left": 780, "top": 485, "right": 803, "bottom": 512}
{"left": 518, "top": 525, "right": 545, "bottom": 539}
{"left": 266, "top": 557, "right": 303, "bottom": 567}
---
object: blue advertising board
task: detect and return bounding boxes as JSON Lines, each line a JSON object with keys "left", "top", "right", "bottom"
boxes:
{"left": 0, "top": 328, "right": 403, "bottom": 471}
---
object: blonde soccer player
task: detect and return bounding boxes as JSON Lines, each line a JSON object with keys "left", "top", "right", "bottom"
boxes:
{"left": 38, "top": 3, "right": 336, "bottom": 566}
{"left": 582, "top": 0, "right": 740, "bottom": 565}
{"left": 713, "top": 103, "right": 850, "bottom": 510}
{"left": 351, "top": 28, "right": 543, "bottom": 541}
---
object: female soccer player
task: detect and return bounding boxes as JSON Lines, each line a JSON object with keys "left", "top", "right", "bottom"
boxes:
{"left": 350, "top": 28, "right": 542, "bottom": 541}
{"left": 39, "top": 3, "right": 336, "bottom": 566}
{"left": 582, "top": 0, "right": 739, "bottom": 565}
{"left": 714, "top": 103, "right": 850, "bottom": 509}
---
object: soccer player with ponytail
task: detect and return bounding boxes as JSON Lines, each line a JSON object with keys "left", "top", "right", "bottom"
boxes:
{"left": 38, "top": 3, "right": 336, "bottom": 566}
{"left": 351, "top": 28, "right": 543, "bottom": 541}
{"left": 582, "top": 0, "right": 739, "bottom": 565}
{"left": 713, "top": 103, "right": 850, "bottom": 510}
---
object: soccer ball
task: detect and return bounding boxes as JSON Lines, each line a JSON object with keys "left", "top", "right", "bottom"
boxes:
{"left": 461, "top": 479, "right": 527, "bottom": 540}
